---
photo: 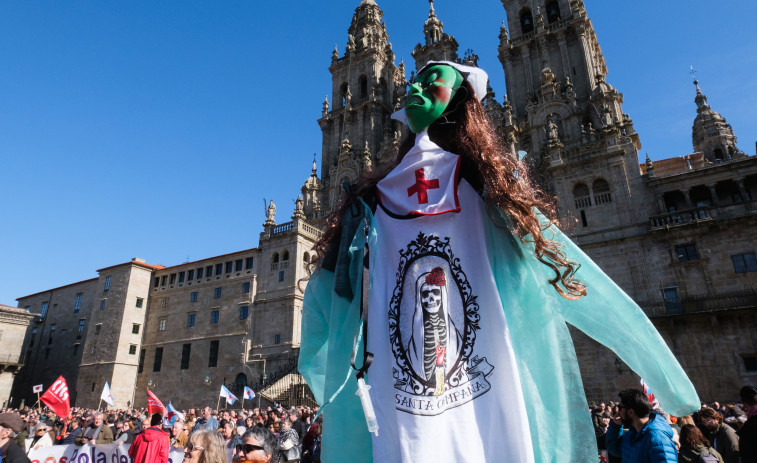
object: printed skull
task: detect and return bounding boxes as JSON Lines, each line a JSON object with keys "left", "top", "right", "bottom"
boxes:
{"left": 421, "top": 284, "right": 442, "bottom": 313}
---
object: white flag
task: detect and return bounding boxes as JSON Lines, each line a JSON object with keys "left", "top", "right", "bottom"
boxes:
{"left": 243, "top": 386, "right": 255, "bottom": 400}
{"left": 219, "top": 385, "right": 238, "bottom": 405}
{"left": 100, "top": 381, "right": 114, "bottom": 407}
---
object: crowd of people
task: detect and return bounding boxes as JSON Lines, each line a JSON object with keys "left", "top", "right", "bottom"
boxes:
{"left": 590, "top": 385, "right": 756, "bottom": 462}
{"left": 0, "top": 402, "right": 322, "bottom": 463}
{"left": 0, "top": 385, "right": 755, "bottom": 463}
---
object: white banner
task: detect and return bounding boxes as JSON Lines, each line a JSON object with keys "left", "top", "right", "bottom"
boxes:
{"left": 28, "top": 443, "right": 186, "bottom": 463}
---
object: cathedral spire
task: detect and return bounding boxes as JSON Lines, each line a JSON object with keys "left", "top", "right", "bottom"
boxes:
{"left": 424, "top": 0, "right": 444, "bottom": 46}
{"left": 412, "top": 0, "right": 458, "bottom": 69}
{"left": 690, "top": 72, "right": 741, "bottom": 161}
{"left": 345, "top": 0, "right": 389, "bottom": 55}
{"left": 693, "top": 79, "right": 710, "bottom": 112}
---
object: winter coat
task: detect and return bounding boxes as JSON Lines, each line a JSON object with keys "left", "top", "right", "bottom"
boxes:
{"left": 606, "top": 413, "right": 677, "bottom": 463}
{"left": 128, "top": 426, "right": 169, "bottom": 463}
{"left": 739, "top": 415, "right": 757, "bottom": 463}
{"left": 24, "top": 432, "right": 53, "bottom": 454}
{"left": 709, "top": 423, "right": 739, "bottom": 463}
{"left": 678, "top": 444, "right": 723, "bottom": 463}
{"left": 1, "top": 439, "right": 30, "bottom": 463}
{"left": 299, "top": 198, "right": 700, "bottom": 463}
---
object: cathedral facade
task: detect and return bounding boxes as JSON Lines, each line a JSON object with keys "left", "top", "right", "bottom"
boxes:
{"left": 8, "top": 0, "right": 757, "bottom": 409}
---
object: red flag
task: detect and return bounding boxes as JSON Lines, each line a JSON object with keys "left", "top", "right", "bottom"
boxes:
{"left": 40, "top": 376, "right": 71, "bottom": 418}
{"left": 146, "top": 387, "right": 166, "bottom": 416}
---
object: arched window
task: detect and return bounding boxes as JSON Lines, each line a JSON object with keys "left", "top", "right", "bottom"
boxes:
{"left": 545, "top": 1, "right": 561, "bottom": 23}
{"left": 282, "top": 250, "right": 290, "bottom": 261}
{"left": 520, "top": 8, "right": 534, "bottom": 34}
{"left": 303, "top": 252, "right": 310, "bottom": 263}
{"left": 340, "top": 82, "right": 348, "bottom": 108}
{"left": 713, "top": 148, "right": 724, "bottom": 161}
{"left": 593, "top": 179, "right": 612, "bottom": 205}
{"left": 272, "top": 253, "right": 279, "bottom": 263}
{"left": 727, "top": 146, "right": 735, "bottom": 158}
{"left": 359, "top": 75, "right": 368, "bottom": 99}
{"left": 573, "top": 182, "right": 591, "bottom": 208}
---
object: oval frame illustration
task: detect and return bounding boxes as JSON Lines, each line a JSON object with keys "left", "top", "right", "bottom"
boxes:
{"left": 388, "top": 232, "right": 480, "bottom": 396}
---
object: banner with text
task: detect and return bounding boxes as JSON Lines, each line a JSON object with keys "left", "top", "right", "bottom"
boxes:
{"left": 28, "top": 443, "right": 185, "bottom": 463}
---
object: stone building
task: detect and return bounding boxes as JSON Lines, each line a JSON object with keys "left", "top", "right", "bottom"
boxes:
{"left": 9, "top": 0, "right": 757, "bottom": 408}
{"left": 496, "top": 0, "right": 757, "bottom": 400}
{"left": 12, "top": 259, "right": 162, "bottom": 408}
{"left": 0, "top": 304, "right": 34, "bottom": 407}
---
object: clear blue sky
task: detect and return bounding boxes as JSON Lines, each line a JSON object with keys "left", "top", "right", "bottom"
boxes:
{"left": 2, "top": 0, "right": 756, "bottom": 305}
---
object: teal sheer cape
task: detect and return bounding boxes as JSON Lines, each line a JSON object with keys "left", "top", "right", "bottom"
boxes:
{"left": 299, "top": 201, "right": 699, "bottom": 462}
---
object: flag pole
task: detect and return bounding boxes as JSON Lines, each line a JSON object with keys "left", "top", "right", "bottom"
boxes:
{"left": 216, "top": 395, "right": 221, "bottom": 412}
{"left": 98, "top": 398, "right": 103, "bottom": 411}
{"left": 37, "top": 392, "right": 42, "bottom": 415}
{"left": 241, "top": 397, "right": 245, "bottom": 410}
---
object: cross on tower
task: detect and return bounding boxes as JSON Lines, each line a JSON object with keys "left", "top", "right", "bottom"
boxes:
{"left": 407, "top": 168, "right": 440, "bottom": 204}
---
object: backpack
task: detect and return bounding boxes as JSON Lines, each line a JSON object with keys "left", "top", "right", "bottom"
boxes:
{"left": 698, "top": 449, "right": 719, "bottom": 463}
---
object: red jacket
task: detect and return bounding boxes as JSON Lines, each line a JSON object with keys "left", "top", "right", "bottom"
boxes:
{"left": 128, "top": 426, "right": 169, "bottom": 463}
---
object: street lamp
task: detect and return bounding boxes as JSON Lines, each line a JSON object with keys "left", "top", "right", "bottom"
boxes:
{"left": 258, "top": 373, "right": 267, "bottom": 409}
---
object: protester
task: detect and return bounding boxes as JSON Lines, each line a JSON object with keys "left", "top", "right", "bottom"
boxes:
{"left": 236, "top": 427, "right": 277, "bottom": 463}
{"left": 115, "top": 420, "right": 137, "bottom": 445}
{"left": 678, "top": 424, "right": 723, "bottom": 463}
{"left": 184, "top": 429, "right": 226, "bottom": 463}
{"left": 128, "top": 413, "right": 168, "bottom": 463}
{"left": 170, "top": 419, "right": 189, "bottom": 449}
{"left": 76, "top": 412, "right": 114, "bottom": 445}
{"left": 24, "top": 422, "right": 53, "bottom": 454}
{"left": 278, "top": 418, "right": 300, "bottom": 463}
{"left": 301, "top": 422, "right": 321, "bottom": 463}
{"left": 219, "top": 419, "right": 241, "bottom": 462}
{"left": 193, "top": 407, "right": 219, "bottom": 433}
{"left": 739, "top": 385, "right": 757, "bottom": 463}
{"left": 59, "top": 417, "right": 82, "bottom": 445}
{"left": 698, "top": 407, "right": 739, "bottom": 463}
{"left": 606, "top": 389, "right": 678, "bottom": 462}
{"left": 0, "top": 412, "right": 31, "bottom": 463}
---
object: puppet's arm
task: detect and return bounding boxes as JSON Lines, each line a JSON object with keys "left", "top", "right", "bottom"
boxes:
{"left": 542, "top": 224, "right": 700, "bottom": 417}
{"left": 298, "top": 268, "right": 335, "bottom": 405}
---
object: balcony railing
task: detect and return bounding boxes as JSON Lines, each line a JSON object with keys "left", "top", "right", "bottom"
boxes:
{"left": 642, "top": 290, "right": 757, "bottom": 317}
{"left": 649, "top": 206, "right": 711, "bottom": 230}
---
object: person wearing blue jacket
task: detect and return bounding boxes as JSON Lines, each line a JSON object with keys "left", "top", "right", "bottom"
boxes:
{"left": 606, "top": 389, "right": 678, "bottom": 463}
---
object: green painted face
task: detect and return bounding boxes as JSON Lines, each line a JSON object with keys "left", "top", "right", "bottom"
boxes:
{"left": 405, "top": 64, "right": 464, "bottom": 133}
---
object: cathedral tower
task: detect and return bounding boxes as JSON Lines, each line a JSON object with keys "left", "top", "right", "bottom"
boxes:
{"left": 411, "top": 0, "right": 459, "bottom": 70}
{"left": 691, "top": 78, "right": 743, "bottom": 162}
{"left": 317, "top": 0, "right": 407, "bottom": 212}
{"left": 497, "top": 0, "right": 645, "bottom": 237}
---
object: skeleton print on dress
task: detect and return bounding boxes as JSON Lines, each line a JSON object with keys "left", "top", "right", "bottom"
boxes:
{"left": 389, "top": 232, "right": 494, "bottom": 416}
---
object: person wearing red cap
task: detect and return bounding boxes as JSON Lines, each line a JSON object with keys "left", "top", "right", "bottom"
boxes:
{"left": 0, "top": 412, "right": 31, "bottom": 463}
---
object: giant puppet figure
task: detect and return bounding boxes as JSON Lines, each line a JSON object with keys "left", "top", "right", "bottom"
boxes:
{"left": 299, "top": 61, "right": 699, "bottom": 463}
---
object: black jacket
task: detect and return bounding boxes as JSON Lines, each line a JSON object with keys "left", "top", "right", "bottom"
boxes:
{"left": 1, "top": 439, "right": 31, "bottom": 463}
{"left": 740, "top": 415, "right": 757, "bottom": 463}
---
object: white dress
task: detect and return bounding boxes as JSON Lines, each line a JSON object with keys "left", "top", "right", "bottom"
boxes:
{"left": 365, "top": 131, "right": 535, "bottom": 463}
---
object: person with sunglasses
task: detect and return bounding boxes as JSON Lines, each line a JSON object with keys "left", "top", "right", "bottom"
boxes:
{"left": 184, "top": 429, "right": 225, "bottom": 463}
{"left": 235, "top": 427, "right": 277, "bottom": 463}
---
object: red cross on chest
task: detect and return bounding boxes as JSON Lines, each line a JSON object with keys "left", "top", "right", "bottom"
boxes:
{"left": 407, "top": 168, "right": 440, "bottom": 204}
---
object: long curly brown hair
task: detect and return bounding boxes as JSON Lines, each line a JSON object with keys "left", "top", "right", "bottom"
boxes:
{"left": 309, "top": 81, "right": 585, "bottom": 299}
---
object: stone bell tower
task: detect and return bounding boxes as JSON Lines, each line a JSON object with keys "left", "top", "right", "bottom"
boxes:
{"left": 317, "top": 0, "right": 408, "bottom": 212}
{"left": 497, "top": 0, "right": 646, "bottom": 238}
{"left": 691, "top": 78, "right": 744, "bottom": 163}
{"left": 411, "top": 0, "right": 459, "bottom": 70}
